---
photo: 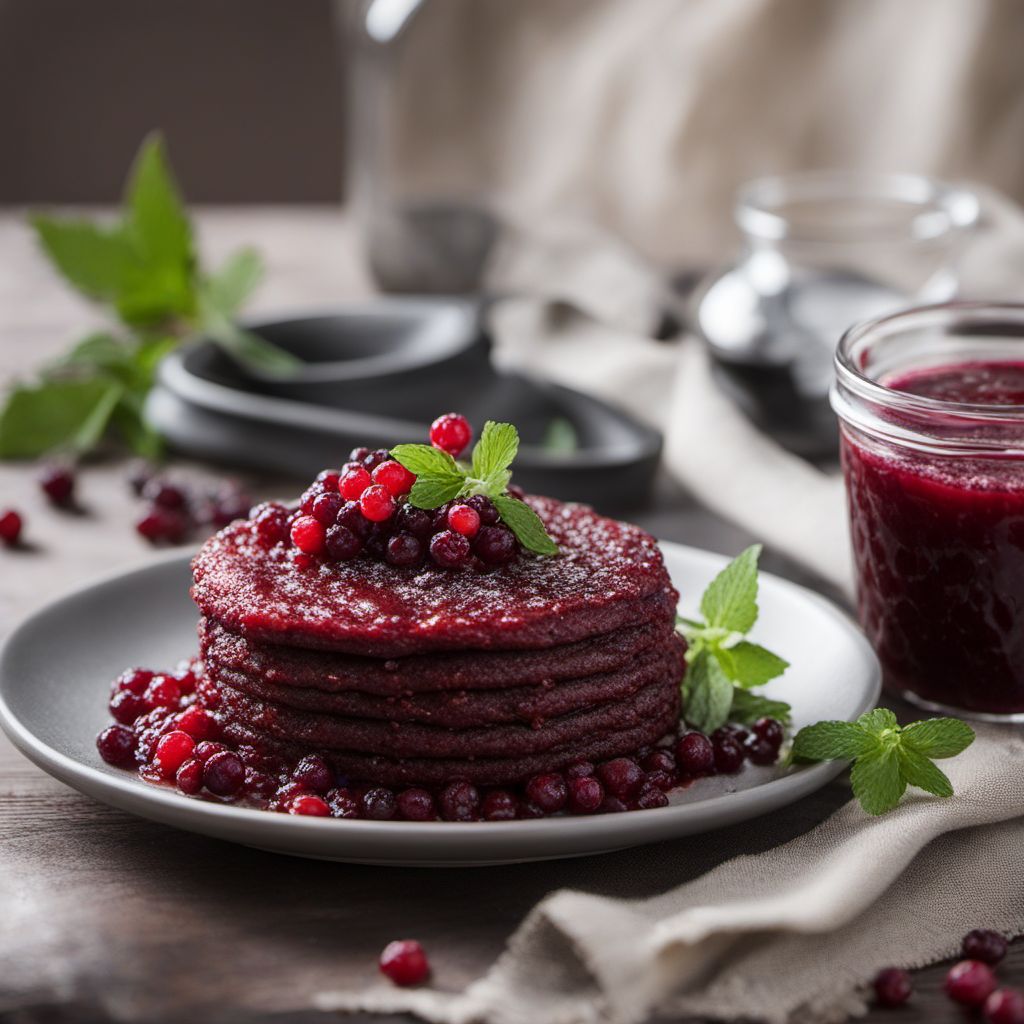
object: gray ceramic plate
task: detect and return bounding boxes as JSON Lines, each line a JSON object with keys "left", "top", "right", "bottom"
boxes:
{"left": 0, "top": 543, "right": 879, "bottom": 866}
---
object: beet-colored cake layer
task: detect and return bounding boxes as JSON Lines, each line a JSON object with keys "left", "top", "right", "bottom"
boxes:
{"left": 191, "top": 496, "right": 677, "bottom": 657}
{"left": 191, "top": 495, "right": 684, "bottom": 788}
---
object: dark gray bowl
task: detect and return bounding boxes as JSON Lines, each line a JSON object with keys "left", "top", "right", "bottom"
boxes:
{"left": 147, "top": 300, "right": 662, "bottom": 510}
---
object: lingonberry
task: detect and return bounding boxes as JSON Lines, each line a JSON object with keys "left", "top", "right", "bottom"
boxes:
{"left": 372, "top": 460, "right": 416, "bottom": 497}
{"left": 465, "top": 494, "right": 500, "bottom": 525}
{"left": 596, "top": 758, "right": 644, "bottom": 799}
{"left": 195, "top": 740, "right": 228, "bottom": 763}
{"left": 175, "top": 758, "right": 204, "bottom": 795}
{"left": 635, "top": 784, "right": 669, "bottom": 809}
{"left": 176, "top": 705, "right": 220, "bottom": 741}
{"left": 339, "top": 466, "right": 372, "bottom": 500}
{"left": 600, "top": 795, "right": 629, "bottom": 814}
{"left": 641, "top": 749, "right": 677, "bottom": 775}
{"left": 135, "top": 507, "right": 188, "bottom": 545}
{"left": 645, "top": 769, "right": 676, "bottom": 792}
{"left": 360, "top": 484, "right": 396, "bottom": 523}
{"left": 311, "top": 491, "right": 343, "bottom": 526}
{"left": 145, "top": 675, "right": 182, "bottom": 709}
{"left": 203, "top": 750, "right": 246, "bottom": 797}
{"left": 96, "top": 725, "right": 137, "bottom": 767}
{"left": 964, "top": 929, "right": 1009, "bottom": 965}
{"left": 985, "top": 989, "right": 1024, "bottom": 1024}
{"left": 873, "top": 968, "right": 912, "bottom": 1007}
{"left": 363, "top": 524, "right": 391, "bottom": 559}
{"left": 430, "top": 502, "right": 452, "bottom": 531}
{"left": 379, "top": 939, "right": 430, "bottom": 987}
{"left": 289, "top": 794, "right": 331, "bottom": 816}
{"left": 348, "top": 446, "right": 371, "bottom": 463}
{"left": 127, "top": 460, "right": 154, "bottom": 496}
{"left": 565, "top": 760, "right": 595, "bottom": 779}
{"left": 430, "top": 413, "right": 472, "bottom": 457}
{"left": 946, "top": 960, "right": 998, "bottom": 1006}
{"left": 109, "top": 689, "right": 149, "bottom": 725}
{"left": 752, "top": 717, "right": 785, "bottom": 751}
{"left": 153, "top": 730, "right": 197, "bottom": 778}
{"left": 439, "top": 780, "right": 481, "bottom": 821}
{"left": 253, "top": 503, "right": 290, "bottom": 546}
{"left": 712, "top": 734, "right": 745, "bottom": 774}
{"left": 430, "top": 529, "right": 471, "bottom": 568}
{"left": 525, "top": 773, "right": 568, "bottom": 813}
{"left": 210, "top": 485, "right": 251, "bottom": 527}
{"left": 363, "top": 448, "right": 392, "bottom": 472}
{"left": 115, "top": 667, "right": 154, "bottom": 696}
{"left": 244, "top": 769, "right": 278, "bottom": 804}
{"left": 291, "top": 515, "right": 326, "bottom": 555}
{"left": 384, "top": 532, "right": 422, "bottom": 567}
{"left": 567, "top": 775, "right": 604, "bottom": 813}
{"left": 325, "top": 524, "right": 363, "bottom": 561}
{"left": 327, "top": 787, "right": 361, "bottom": 818}
{"left": 292, "top": 754, "right": 334, "bottom": 794}
{"left": 0, "top": 510, "right": 22, "bottom": 546}
{"left": 337, "top": 499, "right": 373, "bottom": 539}
{"left": 397, "top": 788, "right": 437, "bottom": 821}
{"left": 395, "top": 503, "right": 433, "bottom": 538}
{"left": 143, "top": 478, "right": 187, "bottom": 510}
{"left": 39, "top": 464, "right": 75, "bottom": 505}
{"left": 481, "top": 790, "right": 519, "bottom": 821}
{"left": 744, "top": 736, "right": 780, "bottom": 766}
{"left": 474, "top": 525, "right": 517, "bottom": 565}
{"left": 447, "top": 504, "right": 481, "bottom": 538}
{"left": 361, "top": 787, "right": 398, "bottom": 820}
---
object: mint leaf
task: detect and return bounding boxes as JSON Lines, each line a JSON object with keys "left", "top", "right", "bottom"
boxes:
{"left": 392, "top": 443, "right": 462, "bottom": 478}
{"left": 30, "top": 217, "right": 139, "bottom": 301}
{"left": 409, "top": 476, "right": 465, "bottom": 509}
{"left": 851, "top": 745, "right": 906, "bottom": 816}
{"left": 492, "top": 495, "right": 559, "bottom": 556}
{"left": 857, "top": 708, "right": 900, "bottom": 734}
{"left": 203, "top": 247, "right": 263, "bottom": 316}
{"left": 729, "top": 689, "right": 792, "bottom": 728}
{"left": 716, "top": 641, "right": 789, "bottom": 688}
{"left": 700, "top": 544, "right": 761, "bottom": 632}
{"left": 0, "top": 378, "right": 123, "bottom": 457}
{"left": 791, "top": 720, "right": 870, "bottom": 761}
{"left": 471, "top": 421, "right": 518, "bottom": 493}
{"left": 902, "top": 718, "right": 975, "bottom": 758}
{"left": 683, "top": 650, "right": 734, "bottom": 733}
{"left": 897, "top": 746, "right": 954, "bottom": 798}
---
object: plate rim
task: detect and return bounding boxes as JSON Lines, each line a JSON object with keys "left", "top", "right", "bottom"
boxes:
{"left": 0, "top": 541, "right": 880, "bottom": 852}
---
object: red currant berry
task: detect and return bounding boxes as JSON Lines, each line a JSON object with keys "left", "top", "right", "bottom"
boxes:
{"left": 985, "top": 989, "right": 1024, "bottom": 1024}
{"left": 337, "top": 500, "right": 373, "bottom": 539}
{"left": 153, "top": 730, "right": 196, "bottom": 778}
{"left": 135, "top": 507, "right": 189, "bottom": 545}
{"left": 744, "top": 736, "right": 780, "bottom": 766}
{"left": 325, "top": 524, "right": 363, "bottom": 561}
{"left": 429, "top": 529, "right": 471, "bottom": 568}
{"left": 115, "top": 667, "right": 154, "bottom": 696}
{"left": 203, "top": 750, "right": 246, "bottom": 797}
{"left": 360, "top": 484, "right": 396, "bottom": 523}
{"left": 252, "top": 503, "right": 289, "bottom": 545}
{"left": 379, "top": 939, "right": 430, "bottom": 987}
{"left": 145, "top": 675, "right": 182, "bottom": 709}
{"left": 712, "top": 734, "right": 745, "bottom": 774}
{"left": 195, "top": 740, "right": 228, "bottom": 763}
{"left": 674, "top": 732, "right": 715, "bottom": 776}
{"left": 752, "top": 717, "right": 785, "bottom": 751}
{"left": 964, "top": 929, "right": 1009, "bottom": 965}
{"left": 96, "top": 724, "right": 137, "bottom": 767}
{"left": 0, "top": 509, "right": 22, "bottom": 546}
{"left": 143, "top": 478, "right": 187, "bottom": 510}
{"left": 525, "top": 773, "right": 568, "bottom": 813}
{"left": 439, "top": 780, "right": 481, "bottom": 821}
{"left": 348, "top": 446, "right": 371, "bottom": 463}
{"left": 39, "top": 464, "right": 75, "bottom": 505}
{"left": 361, "top": 787, "right": 398, "bottom": 820}
{"left": 339, "top": 467, "right": 372, "bottom": 500}
{"left": 565, "top": 760, "right": 595, "bottom": 778}
{"left": 481, "top": 790, "right": 519, "bottom": 821}
{"left": 372, "top": 460, "right": 416, "bottom": 497}
{"left": 395, "top": 503, "right": 433, "bottom": 538}
{"left": 447, "top": 503, "right": 481, "bottom": 538}
{"left": 175, "top": 758, "right": 204, "bottom": 795}
{"left": 363, "top": 448, "right": 392, "bottom": 472}
{"left": 109, "top": 689, "right": 148, "bottom": 725}
{"left": 873, "top": 968, "right": 912, "bottom": 1008}
{"left": 596, "top": 758, "right": 644, "bottom": 799}
{"left": 386, "top": 532, "right": 423, "bottom": 566}
{"left": 176, "top": 705, "right": 220, "bottom": 741}
{"left": 474, "top": 525, "right": 517, "bottom": 565}
{"left": 567, "top": 775, "right": 604, "bottom": 813}
{"left": 289, "top": 794, "right": 331, "bottom": 816}
{"left": 311, "top": 491, "right": 343, "bottom": 526}
{"left": 291, "top": 515, "right": 326, "bottom": 555}
{"left": 327, "top": 787, "right": 361, "bottom": 818}
{"left": 465, "top": 494, "right": 500, "bottom": 525}
{"left": 397, "top": 788, "right": 437, "bottom": 821}
{"left": 292, "top": 754, "right": 334, "bottom": 794}
{"left": 946, "top": 961, "right": 997, "bottom": 1006}
{"left": 429, "top": 413, "right": 472, "bottom": 457}
{"left": 636, "top": 784, "right": 669, "bottom": 809}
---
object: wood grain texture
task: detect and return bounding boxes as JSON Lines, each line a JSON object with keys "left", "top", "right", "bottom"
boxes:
{"left": 0, "top": 210, "right": 1018, "bottom": 1023}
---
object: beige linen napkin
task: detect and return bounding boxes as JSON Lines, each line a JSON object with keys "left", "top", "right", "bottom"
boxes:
{"left": 316, "top": 729, "right": 1024, "bottom": 1023}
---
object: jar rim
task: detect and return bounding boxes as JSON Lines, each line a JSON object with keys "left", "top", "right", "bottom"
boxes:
{"left": 736, "top": 170, "right": 980, "bottom": 246}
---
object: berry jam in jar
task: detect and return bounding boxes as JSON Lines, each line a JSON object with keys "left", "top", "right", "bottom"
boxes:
{"left": 832, "top": 303, "right": 1024, "bottom": 718}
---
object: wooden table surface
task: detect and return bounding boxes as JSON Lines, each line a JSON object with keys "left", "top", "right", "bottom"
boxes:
{"left": 0, "top": 208, "right": 1019, "bottom": 1023}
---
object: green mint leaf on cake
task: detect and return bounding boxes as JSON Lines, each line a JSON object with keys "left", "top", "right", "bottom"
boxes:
{"left": 791, "top": 712, "right": 975, "bottom": 815}
{"left": 677, "top": 545, "right": 790, "bottom": 733}
{"left": 393, "top": 420, "right": 559, "bottom": 555}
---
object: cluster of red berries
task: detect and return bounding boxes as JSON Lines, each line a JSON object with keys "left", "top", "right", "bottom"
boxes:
{"left": 874, "top": 930, "right": 1018, "bottom": 1022}
{"left": 97, "top": 659, "right": 783, "bottom": 820}
{"left": 251, "top": 415, "right": 523, "bottom": 571}
{"left": 129, "top": 463, "right": 252, "bottom": 546}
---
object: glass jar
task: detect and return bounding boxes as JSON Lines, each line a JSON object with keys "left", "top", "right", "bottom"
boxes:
{"left": 831, "top": 302, "right": 1024, "bottom": 719}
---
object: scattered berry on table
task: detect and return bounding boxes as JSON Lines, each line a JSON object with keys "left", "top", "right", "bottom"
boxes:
{"left": 985, "top": 989, "right": 1024, "bottom": 1024}
{"left": 945, "top": 960, "right": 998, "bottom": 1006}
{"left": 379, "top": 939, "right": 430, "bottom": 987}
{"left": 39, "top": 464, "right": 75, "bottom": 505}
{"left": 964, "top": 929, "right": 1009, "bottom": 965}
{"left": 873, "top": 967, "right": 912, "bottom": 1007}
{"left": 429, "top": 413, "right": 472, "bottom": 457}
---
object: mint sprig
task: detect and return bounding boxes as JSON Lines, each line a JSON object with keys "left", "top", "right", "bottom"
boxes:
{"left": 792, "top": 709, "right": 975, "bottom": 815}
{"left": 0, "top": 133, "right": 296, "bottom": 461}
{"left": 678, "top": 544, "right": 790, "bottom": 733}
{"left": 392, "top": 421, "right": 558, "bottom": 556}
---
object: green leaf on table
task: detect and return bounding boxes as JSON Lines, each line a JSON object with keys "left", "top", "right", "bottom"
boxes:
{"left": 716, "top": 640, "right": 789, "bottom": 688}
{"left": 902, "top": 718, "right": 976, "bottom": 758}
{"left": 897, "top": 746, "right": 954, "bottom": 798}
{"left": 850, "top": 745, "right": 906, "bottom": 816}
{"left": 492, "top": 495, "right": 559, "bottom": 556}
{"left": 0, "top": 377, "right": 123, "bottom": 458}
{"left": 729, "top": 689, "right": 792, "bottom": 728}
{"left": 682, "top": 650, "right": 735, "bottom": 734}
{"left": 203, "top": 247, "right": 264, "bottom": 316}
{"left": 700, "top": 543, "right": 761, "bottom": 633}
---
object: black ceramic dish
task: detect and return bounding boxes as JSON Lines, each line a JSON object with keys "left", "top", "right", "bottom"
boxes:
{"left": 146, "top": 298, "right": 662, "bottom": 510}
